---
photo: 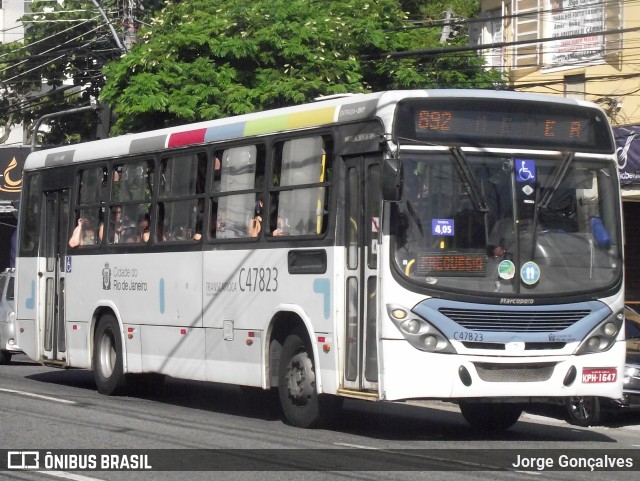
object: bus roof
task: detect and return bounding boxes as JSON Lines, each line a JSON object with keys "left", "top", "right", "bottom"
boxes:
{"left": 23, "top": 89, "right": 603, "bottom": 171}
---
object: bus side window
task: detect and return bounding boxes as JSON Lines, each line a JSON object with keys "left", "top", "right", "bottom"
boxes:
{"left": 110, "top": 160, "right": 154, "bottom": 244}
{"left": 158, "top": 152, "right": 206, "bottom": 242}
{"left": 70, "top": 166, "right": 107, "bottom": 248}
{"left": 271, "top": 136, "right": 330, "bottom": 237}
{"left": 212, "top": 145, "right": 264, "bottom": 240}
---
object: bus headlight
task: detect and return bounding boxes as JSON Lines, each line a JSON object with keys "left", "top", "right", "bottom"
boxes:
{"left": 575, "top": 310, "right": 623, "bottom": 355}
{"left": 387, "top": 304, "right": 457, "bottom": 353}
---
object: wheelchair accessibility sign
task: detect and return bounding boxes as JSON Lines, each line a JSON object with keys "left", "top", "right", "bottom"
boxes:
{"left": 516, "top": 159, "right": 536, "bottom": 183}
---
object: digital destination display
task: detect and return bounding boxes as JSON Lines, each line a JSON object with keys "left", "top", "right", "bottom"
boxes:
{"left": 394, "top": 98, "right": 614, "bottom": 153}
{"left": 416, "top": 252, "right": 486, "bottom": 277}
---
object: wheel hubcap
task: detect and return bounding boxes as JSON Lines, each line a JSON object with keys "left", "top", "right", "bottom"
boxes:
{"left": 286, "top": 351, "right": 315, "bottom": 405}
{"left": 99, "top": 331, "right": 116, "bottom": 379}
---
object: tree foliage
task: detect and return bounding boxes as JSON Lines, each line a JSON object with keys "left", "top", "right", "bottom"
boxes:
{"left": 1, "top": 0, "right": 503, "bottom": 143}
{"left": 0, "top": 0, "right": 163, "bottom": 146}
{"left": 102, "top": 0, "right": 504, "bottom": 135}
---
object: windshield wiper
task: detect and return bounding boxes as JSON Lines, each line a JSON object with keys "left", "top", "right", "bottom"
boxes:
{"left": 449, "top": 146, "right": 489, "bottom": 213}
{"left": 539, "top": 152, "right": 575, "bottom": 209}
{"left": 530, "top": 152, "right": 575, "bottom": 260}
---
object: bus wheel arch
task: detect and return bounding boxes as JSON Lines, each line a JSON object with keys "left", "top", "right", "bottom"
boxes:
{"left": 92, "top": 310, "right": 126, "bottom": 395}
{"left": 268, "top": 312, "right": 315, "bottom": 389}
{"left": 268, "top": 313, "right": 329, "bottom": 428}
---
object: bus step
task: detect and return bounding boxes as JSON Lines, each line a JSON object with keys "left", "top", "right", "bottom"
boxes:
{"left": 41, "top": 359, "right": 66, "bottom": 368}
{"left": 337, "top": 388, "right": 379, "bottom": 401}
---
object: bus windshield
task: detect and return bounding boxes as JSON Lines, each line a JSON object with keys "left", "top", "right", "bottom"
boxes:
{"left": 391, "top": 152, "right": 622, "bottom": 298}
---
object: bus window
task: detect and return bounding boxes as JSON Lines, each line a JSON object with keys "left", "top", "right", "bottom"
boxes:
{"left": 158, "top": 152, "right": 206, "bottom": 242}
{"left": 211, "top": 145, "right": 265, "bottom": 240}
{"left": 69, "top": 166, "right": 107, "bottom": 248}
{"left": 68, "top": 209, "right": 101, "bottom": 247}
{"left": 110, "top": 160, "right": 153, "bottom": 244}
{"left": 270, "top": 136, "right": 331, "bottom": 237}
{"left": 19, "top": 173, "right": 41, "bottom": 256}
{"left": 78, "top": 166, "right": 107, "bottom": 204}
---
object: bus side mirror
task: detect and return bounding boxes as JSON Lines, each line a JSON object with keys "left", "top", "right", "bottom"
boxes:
{"left": 382, "top": 157, "right": 402, "bottom": 201}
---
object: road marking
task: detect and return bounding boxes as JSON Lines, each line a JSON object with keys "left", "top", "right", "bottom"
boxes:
{"left": 0, "top": 387, "right": 77, "bottom": 405}
{"left": 38, "top": 471, "right": 105, "bottom": 481}
{"left": 334, "top": 443, "right": 376, "bottom": 449}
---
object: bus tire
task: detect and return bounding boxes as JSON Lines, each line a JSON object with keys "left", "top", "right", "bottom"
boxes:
{"left": 459, "top": 401, "right": 522, "bottom": 431}
{"left": 93, "top": 315, "right": 125, "bottom": 395}
{"left": 565, "top": 396, "right": 602, "bottom": 426}
{"left": 0, "top": 349, "right": 11, "bottom": 364}
{"left": 278, "top": 329, "right": 324, "bottom": 428}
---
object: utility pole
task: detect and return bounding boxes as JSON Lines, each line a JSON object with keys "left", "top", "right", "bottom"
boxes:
{"left": 440, "top": 8, "right": 453, "bottom": 43}
{"left": 88, "top": 0, "right": 126, "bottom": 53}
{"left": 123, "top": 0, "right": 136, "bottom": 52}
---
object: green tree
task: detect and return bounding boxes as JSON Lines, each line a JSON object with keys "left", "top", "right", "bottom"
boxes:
{"left": 0, "top": 0, "right": 163, "bottom": 146}
{"left": 101, "top": 0, "right": 504, "bottom": 135}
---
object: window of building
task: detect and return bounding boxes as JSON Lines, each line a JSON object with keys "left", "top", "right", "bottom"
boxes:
{"left": 564, "top": 74, "right": 585, "bottom": 100}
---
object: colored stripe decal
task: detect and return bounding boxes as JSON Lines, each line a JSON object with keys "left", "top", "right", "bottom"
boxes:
{"left": 159, "top": 278, "right": 165, "bottom": 314}
{"left": 287, "top": 107, "right": 336, "bottom": 129}
{"left": 167, "top": 105, "right": 339, "bottom": 148}
{"left": 204, "top": 122, "right": 246, "bottom": 142}
{"left": 130, "top": 135, "right": 168, "bottom": 154}
{"left": 168, "top": 128, "right": 207, "bottom": 147}
{"left": 244, "top": 115, "right": 289, "bottom": 136}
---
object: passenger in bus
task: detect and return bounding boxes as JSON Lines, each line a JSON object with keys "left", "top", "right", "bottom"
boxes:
{"left": 109, "top": 206, "right": 126, "bottom": 243}
{"left": 193, "top": 219, "right": 203, "bottom": 241}
{"left": 272, "top": 216, "right": 286, "bottom": 236}
{"left": 248, "top": 198, "right": 263, "bottom": 237}
{"left": 68, "top": 216, "right": 97, "bottom": 247}
{"left": 487, "top": 216, "right": 514, "bottom": 258}
{"left": 131, "top": 213, "right": 151, "bottom": 243}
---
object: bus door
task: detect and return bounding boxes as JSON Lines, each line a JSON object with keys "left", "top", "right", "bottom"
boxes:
{"left": 40, "top": 189, "right": 70, "bottom": 363}
{"left": 343, "top": 156, "right": 381, "bottom": 392}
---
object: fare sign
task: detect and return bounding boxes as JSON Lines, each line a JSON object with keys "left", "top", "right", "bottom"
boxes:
{"left": 581, "top": 368, "right": 617, "bottom": 384}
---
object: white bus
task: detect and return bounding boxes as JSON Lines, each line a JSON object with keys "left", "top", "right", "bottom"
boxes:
{"left": 16, "top": 90, "right": 625, "bottom": 430}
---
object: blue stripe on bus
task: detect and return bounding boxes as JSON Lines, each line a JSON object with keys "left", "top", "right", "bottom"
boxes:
{"left": 159, "top": 278, "right": 165, "bottom": 314}
{"left": 313, "top": 278, "right": 331, "bottom": 320}
{"left": 204, "top": 122, "right": 246, "bottom": 142}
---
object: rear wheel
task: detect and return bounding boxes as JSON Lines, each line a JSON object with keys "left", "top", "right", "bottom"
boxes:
{"left": 459, "top": 401, "right": 522, "bottom": 431}
{"left": 93, "top": 315, "right": 125, "bottom": 395}
{"left": 565, "top": 396, "right": 602, "bottom": 426}
{"left": 0, "top": 350, "right": 11, "bottom": 365}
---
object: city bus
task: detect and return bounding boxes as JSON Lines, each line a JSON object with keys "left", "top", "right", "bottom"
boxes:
{"left": 15, "top": 90, "right": 625, "bottom": 431}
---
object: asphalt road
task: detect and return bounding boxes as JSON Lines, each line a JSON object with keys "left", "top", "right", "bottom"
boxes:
{"left": 1, "top": 354, "right": 639, "bottom": 481}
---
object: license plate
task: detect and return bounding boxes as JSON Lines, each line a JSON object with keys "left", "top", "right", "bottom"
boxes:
{"left": 582, "top": 368, "right": 617, "bottom": 383}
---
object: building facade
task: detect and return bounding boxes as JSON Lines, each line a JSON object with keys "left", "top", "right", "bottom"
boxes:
{"left": 476, "top": 0, "right": 640, "bottom": 299}
{"left": 0, "top": 1, "right": 29, "bottom": 268}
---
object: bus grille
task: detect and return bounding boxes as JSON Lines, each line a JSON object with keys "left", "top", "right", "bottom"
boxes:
{"left": 473, "top": 362, "right": 556, "bottom": 382}
{"left": 439, "top": 308, "right": 590, "bottom": 332}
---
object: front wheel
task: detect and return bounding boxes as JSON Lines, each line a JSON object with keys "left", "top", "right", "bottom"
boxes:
{"left": 93, "top": 315, "right": 125, "bottom": 395}
{"left": 279, "top": 329, "right": 340, "bottom": 428}
{"left": 459, "top": 401, "right": 522, "bottom": 431}
{"left": 565, "top": 396, "right": 602, "bottom": 426}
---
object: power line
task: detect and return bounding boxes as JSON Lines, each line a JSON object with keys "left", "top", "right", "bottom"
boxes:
{"left": 363, "top": 26, "right": 640, "bottom": 60}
